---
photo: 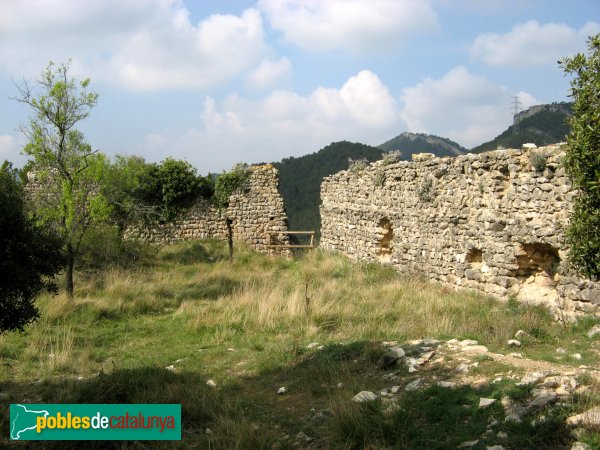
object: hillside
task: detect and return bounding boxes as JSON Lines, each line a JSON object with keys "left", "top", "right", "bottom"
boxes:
{"left": 379, "top": 132, "right": 466, "bottom": 157}
{"left": 472, "top": 102, "right": 572, "bottom": 153}
{"left": 272, "top": 141, "right": 382, "bottom": 236}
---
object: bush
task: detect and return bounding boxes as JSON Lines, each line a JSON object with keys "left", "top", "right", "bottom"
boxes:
{"left": 0, "top": 161, "right": 66, "bottom": 333}
{"left": 561, "top": 33, "right": 600, "bottom": 280}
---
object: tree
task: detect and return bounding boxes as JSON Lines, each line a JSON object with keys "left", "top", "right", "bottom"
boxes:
{"left": 137, "top": 158, "right": 213, "bottom": 222}
{"left": 12, "top": 61, "right": 109, "bottom": 297}
{"left": 0, "top": 161, "right": 65, "bottom": 333}
{"left": 213, "top": 164, "right": 250, "bottom": 260}
{"left": 560, "top": 33, "right": 600, "bottom": 280}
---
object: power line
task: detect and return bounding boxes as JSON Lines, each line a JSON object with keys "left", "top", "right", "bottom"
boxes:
{"left": 512, "top": 95, "right": 522, "bottom": 116}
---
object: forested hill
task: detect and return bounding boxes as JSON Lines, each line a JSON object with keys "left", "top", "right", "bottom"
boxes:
{"left": 471, "top": 102, "right": 572, "bottom": 153}
{"left": 379, "top": 132, "right": 466, "bottom": 157}
{"left": 272, "top": 141, "right": 382, "bottom": 236}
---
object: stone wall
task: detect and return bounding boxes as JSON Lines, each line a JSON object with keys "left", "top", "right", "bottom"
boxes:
{"left": 131, "top": 165, "right": 289, "bottom": 253}
{"left": 320, "top": 144, "right": 599, "bottom": 317}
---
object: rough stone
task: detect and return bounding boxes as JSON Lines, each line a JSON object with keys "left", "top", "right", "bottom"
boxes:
{"left": 479, "top": 398, "right": 497, "bottom": 409}
{"left": 352, "top": 391, "right": 377, "bottom": 403}
{"left": 566, "top": 407, "right": 600, "bottom": 428}
{"left": 320, "top": 144, "right": 600, "bottom": 316}
{"left": 125, "top": 165, "right": 290, "bottom": 255}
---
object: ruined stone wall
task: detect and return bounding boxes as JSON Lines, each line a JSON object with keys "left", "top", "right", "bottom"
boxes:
{"left": 131, "top": 165, "right": 289, "bottom": 253}
{"left": 320, "top": 144, "right": 599, "bottom": 317}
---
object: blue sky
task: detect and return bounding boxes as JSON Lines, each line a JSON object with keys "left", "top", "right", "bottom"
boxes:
{"left": 0, "top": 0, "right": 598, "bottom": 173}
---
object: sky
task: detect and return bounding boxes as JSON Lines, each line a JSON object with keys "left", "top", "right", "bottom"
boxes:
{"left": 0, "top": 0, "right": 598, "bottom": 173}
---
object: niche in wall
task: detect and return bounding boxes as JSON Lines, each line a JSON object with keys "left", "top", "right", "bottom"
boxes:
{"left": 377, "top": 218, "right": 393, "bottom": 263}
{"left": 515, "top": 243, "right": 560, "bottom": 278}
{"left": 466, "top": 247, "right": 483, "bottom": 269}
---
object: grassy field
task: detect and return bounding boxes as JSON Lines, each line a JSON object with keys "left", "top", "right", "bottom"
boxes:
{"left": 1, "top": 240, "right": 599, "bottom": 449}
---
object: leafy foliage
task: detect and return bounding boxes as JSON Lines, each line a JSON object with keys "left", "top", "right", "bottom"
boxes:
{"left": 213, "top": 163, "right": 250, "bottom": 209}
{"left": 12, "top": 61, "right": 108, "bottom": 297}
{"left": 136, "top": 158, "right": 213, "bottom": 222}
{"left": 561, "top": 34, "right": 600, "bottom": 279}
{"left": 0, "top": 161, "right": 65, "bottom": 333}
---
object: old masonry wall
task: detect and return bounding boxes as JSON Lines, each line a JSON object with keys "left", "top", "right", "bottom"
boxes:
{"left": 320, "top": 144, "right": 599, "bottom": 317}
{"left": 130, "top": 165, "right": 289, "bottom": 254}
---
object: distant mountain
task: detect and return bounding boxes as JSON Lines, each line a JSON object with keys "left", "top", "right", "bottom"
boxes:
{"left": 471, "top": 102, "right": 572, "bottom": 153}
{"left": 379, "top": 132, "right": 466, "bottom": 157}
{"left": 272, "top": 141, "right": 382, "bottom": 237}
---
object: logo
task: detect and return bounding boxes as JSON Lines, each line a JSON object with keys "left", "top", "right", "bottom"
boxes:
{"left": 10, "top": 404, "right": 181, "bottom": 440}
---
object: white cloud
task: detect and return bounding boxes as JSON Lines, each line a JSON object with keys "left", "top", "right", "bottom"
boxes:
{"left": 0, "top": 1, "right": 269, "bottom": 90}
{"left": 258, "top": 0, "right": 438, "bottom": 53}
{"left": 0, "top": 135, "right": 16, "bottom": 156}
{"left": 139, "top": 70, "right": 400, "bottom": 171}
{"left": 471, "top": 20, "right": 600, "bottom": 67}
{"left": 246, "top": 57, "right": 292, "bottom": 89}
{"left": 400, "top": 66, "right": 539, "bottom": 148}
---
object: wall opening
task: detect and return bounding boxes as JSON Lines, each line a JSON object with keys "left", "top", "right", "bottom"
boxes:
{"left": 515, "top": 243, "right": 561, "bottom": 306}
{"left": 377, "top": 218, "right": 393, "bottom": 263}
{"left": 515, "top": 243, "right": 560, "bottom": 278}
{"left": 466, "top": 248, "right": 483, "bottom": 269}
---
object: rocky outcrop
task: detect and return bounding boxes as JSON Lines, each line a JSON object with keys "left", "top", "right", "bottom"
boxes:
{"left": 320, "top": 144, "right": 599, "bottom": 317}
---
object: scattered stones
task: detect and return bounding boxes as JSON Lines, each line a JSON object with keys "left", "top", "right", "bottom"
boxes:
{"left": 479, "top": 398, "right": 497, "bottom": 409}
{"left": 515, "top": 330, "right": 527, "bottom": 339}
{"left": 459, "top": 339, "right": 479, "bottom": 347}
{"left": 509, "top": 352, "right": 523, "bottom": 358}
{"left": 295, "top": 431, "right": 312, "bottom": 442}
{"left": 461, "top": 345, "right": 489, "bottom": 354}
{"left": 165, "top": 365, "right": 176, "bottom": 372}
{"left": 408, "top": 366, "right": 418, "bottom": 373}
{"left": 336, "top": 382, "right": 343, "bottom": 389}
{"left": 517, "top": 371, "right": 550, "bottom": 386}
{"left": 566, "top": 406, "right": 600, "bottom": 429}
{"left": 507, "top": 339, "right": 521, "bottom": 347}
{"left": 587, "top": 325, "right": 600, "bottom": 338}
{"left": 205, "top": 428, "right": 213, "bottom": 435}
{"left": 378, "top": 347, "right": 405, "bottom": 369}
{"left": 390, "top": 385, "right": 401, "bottom": 394}
{"left": 277, "top": 387, "right": 287, "bottom": 395}
{"left": 382, "top": 341, "right": 398, "bottom": 347}
{"left": 352, "top": 391, "right": 377, "bottom": 403}
{"left": 206, "top": 379, "right": 217, "bottom": 388}
{"left": 571, "top": 353, "right": 582, "bottom": 360}
{"left": 497, "top": 432, "right": 508, "bottom": 439}
{"left": 571, "top": 442, "right": 591, "bottom": 450}
{"left": 486, "top": 445, "right": 505, "bottom": 450}
{"left": 405, "top": 379, "right": 422, "bottom": 391}
{"left": 502, "top": 396, "right": 527, "bottom": 423}
{"left": 556, "top": 348, "right": 567, "bottom": 354}
{"left": 307, "top": 342, "right": 319, "bottom": 349}
{"left": 528, "top": 391, "right": 557, "bottom": 410}
{"left": 456, "top": 363, "right": 470, "bottom": 373}
{"left": 437, "top": 381, "right": 457, "bottom": 389}
{"left": 457, "top": 439, "right": 479, "bottom": 448}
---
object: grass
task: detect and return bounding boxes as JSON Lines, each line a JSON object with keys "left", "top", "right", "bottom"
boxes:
{"left": 0, "top": 239, "right": 599, "bottom": 448}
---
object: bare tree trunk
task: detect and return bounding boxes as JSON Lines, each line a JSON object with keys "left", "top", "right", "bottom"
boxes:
{"left": 226, "top": 218, "right": 233, "bottom": 261}
{"left": 66, "top": 245, "right": 75, "bottom": 298}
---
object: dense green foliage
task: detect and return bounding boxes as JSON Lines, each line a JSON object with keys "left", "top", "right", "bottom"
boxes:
{"left": 273, "top": 141, "right": 382, "bottom": 236}
{"left": 561, "top": 34, "right": 600, "bottom": 279}
{"left": 212, "top": 163, "right": 250, "bottom": 210}
{"left": 136, "top": 158, "right": 213, "bottom": 222}
{"left": 0, "top": 161, "right": 65, "bottom": 333}
{"left": 13, "top": 61, "right": 108, "bottom": 297}
{"left": 471, "top": 104, "right": 572, "bottom": 153}
{"left": 379, "top": 132, "right": 466, "bottom": 156}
